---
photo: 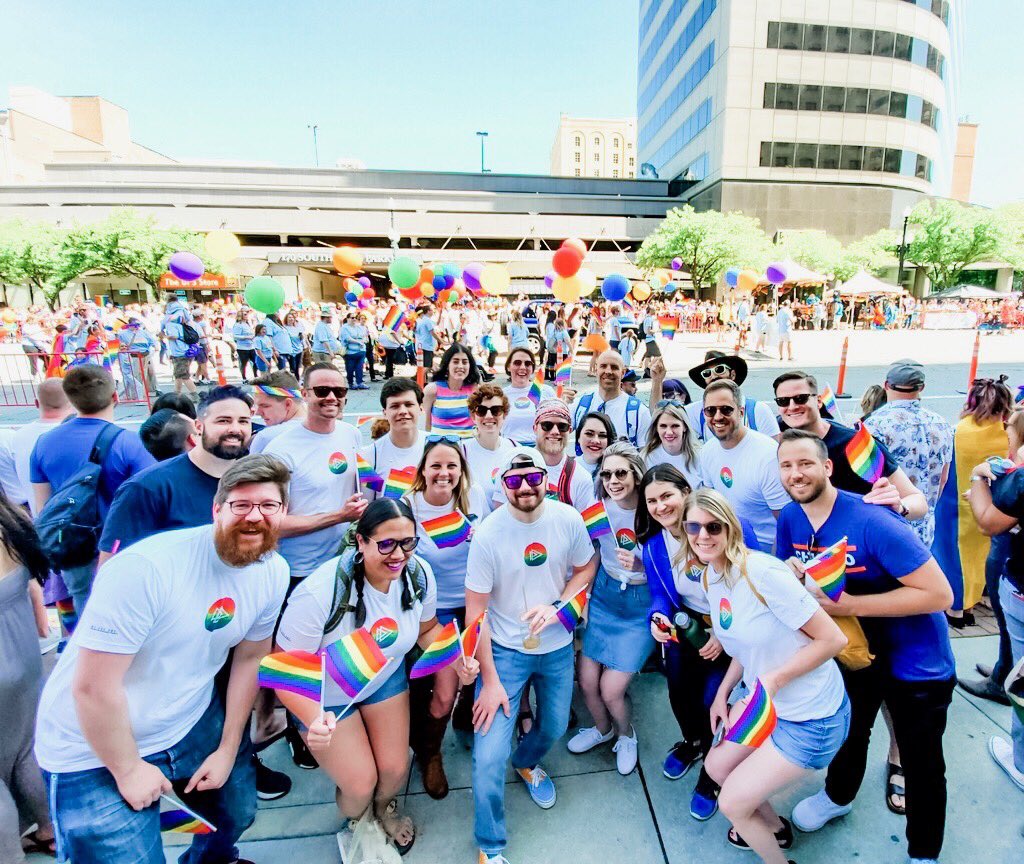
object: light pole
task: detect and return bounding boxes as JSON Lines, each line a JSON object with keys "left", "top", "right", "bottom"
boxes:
{"left": 897, "top": 205, "right": 912, "bottom": 289}
{"left": 476, "top": 131, "right": 489, "bottom": 173}
{"left": 307, "top": 124, "right": 319, "bottom": 167}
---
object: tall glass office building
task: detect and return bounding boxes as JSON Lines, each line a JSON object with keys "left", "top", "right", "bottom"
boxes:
{"left": 637, "top": 0, "right": 963, "bottom": 240}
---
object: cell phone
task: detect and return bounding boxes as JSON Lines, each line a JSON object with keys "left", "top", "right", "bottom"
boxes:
{"left": 711, "top": 720, "right": 725, "bottom": 748}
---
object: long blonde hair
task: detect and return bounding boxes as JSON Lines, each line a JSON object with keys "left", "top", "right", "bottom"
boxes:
{"left": 407, "top": 440, "right": 472, "bottom": 516}
{"left": 643, "top": 403, "right": 697, "bottom": 469}
{"left": 678, "top": 488, "right": 749, "bottom": 589}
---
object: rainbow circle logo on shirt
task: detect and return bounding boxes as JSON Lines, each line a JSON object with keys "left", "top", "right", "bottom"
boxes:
{"left": 718, "top": 597, "right": 733, "bottom": 630}
{"left": 686, "top": 559, "right": 705, "bottom": 583}
{"left": 719, "top": 467, "right": 734, "bottom": 488}
{"left": 524, "top": 543, "right": 548, "bottom": 567}
{"left": 514, "top": 397, "right": 532, "bottom": 410}
{"left": 205, "top": 597, "right": 236, "bottom": 632}
{"left": 328, "top": 452, "right": 349, "bottom": 474}
{"left": 369, "top": 616, "right": 399, "bottom": 649}
{"left": 615, "top": 528, "right": 638, "bottom": 550}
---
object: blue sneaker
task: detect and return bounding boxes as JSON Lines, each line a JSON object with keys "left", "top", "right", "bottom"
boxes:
{"left": 517, "top": 765, "right": 556, "bottom": 809}
{"left": 663, "top": 741, "right": 701, "bottom": 780}
{"left": 689, "top": 787, "right": 719, "bottom": 821}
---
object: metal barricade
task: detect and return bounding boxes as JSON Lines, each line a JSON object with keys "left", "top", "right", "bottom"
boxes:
{"left": 0, "top": 351, "right": 153, "bottom": 409}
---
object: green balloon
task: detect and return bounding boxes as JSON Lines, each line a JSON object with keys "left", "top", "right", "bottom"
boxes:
{"left": 388, "top": 256, "right": 420, "bottom": 289}
{"left": 244, "top": 276, "right": 285, "bottom": 314}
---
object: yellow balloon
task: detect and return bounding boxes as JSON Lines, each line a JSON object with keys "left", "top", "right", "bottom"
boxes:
{"left": 632, "top": 282, "right": 652, "bottom": 301}
{"left": 552, "top": 275, "right": 582, "bottom": 303}
{"left": 479, "top": 263, "right": 510, "bottom": 295}
{"left": 577, "top": 268, "right": 597, "bottom": 296}
{"left": 204, "top": 230, "right": 242, "bottom": 262}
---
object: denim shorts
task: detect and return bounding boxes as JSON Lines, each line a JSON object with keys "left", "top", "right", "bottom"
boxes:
{"left": 296, "top": 661, "right": 408, "bottom": 731}
{"left": 771, "top": 694, "right": 851, "bottom": 770}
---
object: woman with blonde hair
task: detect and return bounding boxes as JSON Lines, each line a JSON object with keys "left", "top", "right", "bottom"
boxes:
{"left": 643, "top": 402, "right": 700, "bottom": 489}
{"left": 683, "top": 488, "right": 849, "bottom": 863}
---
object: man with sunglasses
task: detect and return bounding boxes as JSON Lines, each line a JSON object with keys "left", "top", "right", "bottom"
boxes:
{"left": 571, "top": 351, "right": 651, "bottom": 448}
{"left": 466, "top": 447, "right": 598, "bottom": 864}
{"left": 362, "top": 377, "right": 427, "bottom": 502}
{"left": 262, "top": 362, "right": 368, "bottom": 581}
{"left": 697, "top": 379, "right": 791, "bottom": 550}
{"left": 684, "top": 350, "right": 780, "bottom": 443}
{"left": 520, "top": 399, "right": 595, "bottom": 511}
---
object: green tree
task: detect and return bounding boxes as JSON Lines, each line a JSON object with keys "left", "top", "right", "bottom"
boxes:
{"left": 834, "top": 229, "right": 900, "bottom": 281}
{"left": 995, "top": 202, "right": 1024, "bottom": 269}
{"left": 775, "top": 230, "right": 842, "bottom": 277}
{"left": 0, "top": 219, "right": 72, "bottom": 308}
{"left": 905, "top": 199, "right": 1006, "bottom": 290}
{"left": 636, "top": 205, "right": 771, "bottom": 293}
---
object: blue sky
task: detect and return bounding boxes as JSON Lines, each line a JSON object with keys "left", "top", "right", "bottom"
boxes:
{"left": 1, "top": 0, "right": 1019, "bottom": 206}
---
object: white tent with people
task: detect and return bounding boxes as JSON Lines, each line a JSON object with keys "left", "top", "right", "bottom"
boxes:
{"left": 837, "top": 270, "right": 904, "bottom": 297}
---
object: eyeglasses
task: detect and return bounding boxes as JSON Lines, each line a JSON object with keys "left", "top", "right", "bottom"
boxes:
{"left": 656, "top": 399, "right": 686, "bottom": 409}
{"left": 510, "top": 359, "right": 535, "bottom": 368}
{"left": 369, "top": 536, "right": 420, "bottom": 555}
{"left": 702, "top": 405, "right": 735, "bottom": 418}
{"left": 502, "top": 470, "right": 546, "bottom": 490}
{"left": 474, "top": 405, "right": 505, "bottom": 417}
{"left": 539, "top": 421, "right": 571, "bottom": 433}
{"left": 775, "top": 393, "right": 814, "bottom": 408}
{"left": 683, "top": 520, "right": 725, "bottom": 536}
{"left": 700, "top": 363, "right": 732, "bottom": 381}
{"left": 426, "top": 433, "right": 462, "bottom": 445}
{"left": 599, "top": 468, "right": 631, "bottom": 481}
{"left": 225, "top": 500, "right": 284, "bottom": 516}
{"left": 309, "top": 386, "right": 347, "bottom": 399}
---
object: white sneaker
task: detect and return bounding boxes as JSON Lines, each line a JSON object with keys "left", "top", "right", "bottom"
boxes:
{"left": 791, "top": 788, "right": 853, "bottom": 832}
{"left": 613, "top": 730, "right": 638, "bottom": 775}
{"left": 478, "top": 853, "right": 511, "bottom": 864}
{"left": 989, "top": 735, "right": 1024, "bottom": 792}
{"left": 337, "top": 824, "right": 355, "bottom": 864}
{"left": 567, "top": 725, "right": 614, "bottom": 754}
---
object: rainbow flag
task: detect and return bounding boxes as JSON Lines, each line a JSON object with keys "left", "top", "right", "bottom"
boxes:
{"left": 160, "top": 798, "right": 216, "bottom": 835}
{"left": 258, "top": 650, "right": 323, "bottom": 702}
{"left": 461, "top": 611, "right": 485, "bottom": 658}
{"left": 103, "top": 337, "right": 119, "bottom": 370}
{"left": 846, "top": 422, "right": 885, "bottom": 484}
{"left": 580, "top": 501, "right": 612, "bottom": 541}
{"left": 622, "top": 296, "right": 635, "bottom": 311}
{"left": 527, "top": 367, "right": 545, "bottom": 407}
{"left": 421, "top": 510, "right": 471, "bottom": 549}
{"left": 410, "top": 620, "right": 462, "bottom": 678}
{"left": 658, "top": 315, "right": 678, "bottom": 340}
{"left": 382, "top": 306, "right": 406, "bottom": 332}
{"left": 356, "top": 414, "right": 378, "bottom": 427}
{"left": 805, "top": 537, "right": 848, "bottom": 602}
{"left": 55, "top": 598, "right": 78, "bottom": 635}
{"left": 554, "top": 586, "right": 589, "bottom": 632}
{"left": 820, "top": 384, "right": 840, "bottom": 419}
{"left": 356, "top": 454, "right": 385, "bottom": 492}
{"left": 383, "top": 466, "right": 416, "bottom": 499}
{"left": 555, "top": 357, "right": 572, "bottom": 387}
{"left": 324, "top": 628, "right": 389, "bottom": 699}
{"left": 724, "top": 679, "right": 777, "bottom": 748}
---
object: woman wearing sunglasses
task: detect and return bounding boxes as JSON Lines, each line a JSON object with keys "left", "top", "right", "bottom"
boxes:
{"left": 575, "top": 411, "right": 616, "bottom": 479}
{"left": 568, "top": 443, "right": 652, "bottom": 776}
{"left": 423, "top": 342, "right": 481, "bottom": 439}
{"left": 503, "top": 348, "right": 554, "bottom": 446}
{"left": 684, "top": 489, "right": 848, "bottom": 864}
{"left": 275, "top": 498, "right": 479, "bottom": 858}
{"left": 404, "top": 435, "right": 489, "bottom": 799}
{"left": 465, "top": 385, "right": 517, "bottom": 510}
{"left": 643, "top": 402, "right": 701, "bottom": 489}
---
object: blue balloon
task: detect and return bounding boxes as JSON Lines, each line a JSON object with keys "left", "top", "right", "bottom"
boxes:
{"left": 345, "top": 291, "right": 358, "bottom": 304}
{"left": 432, "top": 274, "right": 447, "bottom": 290}
{"left": 601, "top": 274, "right": 630, "bottom": 302}
{"left": 725, "top": 268, "right": 740, "bottom": 287}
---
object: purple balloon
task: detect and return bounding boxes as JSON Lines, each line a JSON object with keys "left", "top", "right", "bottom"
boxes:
{"left": 443, "top": 274, "right": 456, "bottom": 289}
{"left": 168, "top": 251, "right": 204, "bottom": 282}
{"left": 358, "top": 276, "right": 372, "bottom": 289}
{"left": 766, "top": 263, "right": 787, "bottom": 285}
{"left": 462, "top": 263, "right": 483, "bottom": 291}
{"left": 671, "top": 257, "right": 683, "bottom": 271}
{"left": 544, "top": 271, "right": 555, "bottom": 289}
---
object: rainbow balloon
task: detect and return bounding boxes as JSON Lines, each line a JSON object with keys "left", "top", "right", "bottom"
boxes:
{"left": 356, "top": 454, "right": 385, "bottom": 492}
{"left": 724, "top": 679, "right": 777, "bottom": 748}
{"left": 258, "top": 650, "right": 323, "bottom": 702}
{"left": 554, "top": 585, "right": 589, "bottom": 632}
{"left": 383, "top": 466, "right": 416, "bottom": 499}
{"left": 410, "top": 620, "right": 462, "bottom": 678}
{"left": 580, "top": 501, "right": 612, "bottom": 541}
{"left": 845, "top": 422, "right": 885, "bottom": 484}
{"left": 805, "top": 537, "right": 848, "bottom": 602}
{"left": 324, "top": 628, "right": 389, "bottom": 698}
{"left": 421, "top": 510, "right": 472, "bottom": 549}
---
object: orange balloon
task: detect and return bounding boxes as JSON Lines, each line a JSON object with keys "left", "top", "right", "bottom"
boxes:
{"left": 583, "top": 333, "right": 610, "bottom": 354}
{"left": 419, "top": 284, "right": 436, "bottom": 298}
{"left": 632, "top": 283, "right": 652, "bottom": 301}
{"left": 332, "top": 246, "right": 363, "bottom": 276}
{"left": 419, "top": 268, "right": 434, "bottom": 284}
{"left": 561, "top": 237, "right": 587, "bottom": 258}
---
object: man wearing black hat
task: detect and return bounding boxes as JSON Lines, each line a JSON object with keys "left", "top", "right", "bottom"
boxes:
{"left": 685, "top": 350, "right": 780, "bottom": 443}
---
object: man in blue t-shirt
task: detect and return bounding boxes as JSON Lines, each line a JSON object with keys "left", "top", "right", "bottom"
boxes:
{"left": 774, "top": 429, "right": 955, "bottom": 864}
{"left": 414, "top": 305, "right": 438, "bottom": 371}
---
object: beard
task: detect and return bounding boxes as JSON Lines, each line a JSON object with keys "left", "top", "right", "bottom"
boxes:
{"left": 787, "top": 476, "right": 828, "bottom": 504}
{"left": 511, "top": 489, "right": 544, "bottom": 513}
{"left": 214, "top": 521, "right": 278, "bottom": 567}
{"left": 203, "top": 430, "right": 249, "bottom": 460}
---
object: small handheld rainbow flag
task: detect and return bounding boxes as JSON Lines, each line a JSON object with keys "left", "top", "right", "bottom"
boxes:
{"left": 460, "top": 611, "right": 485, "bottom": 658}
{"left": 382, "top": 306, "right": 406, "bottom": 332}
{"left": 845, "top": 422, "right": 886, "bottom": 484}
{"left": 356, "top": 454, "right": 385, "bottom": 492}
{"left": 383, "top": 466, "right": 416, "bottom": 499}
{"left": 55, "top": 598, "right": 78, "bottom": 635}
{"left": 421, "top": 510, "right": 472, "bottom": 549}
{"left": 724, "top": 679, "right": 777, "bottom": 747}
{"left": 410, "top": 619, "right": 462, "bottom": 678}
{"left": 580, "top": 501, "right": 612, "bottom": 541}
{"left": 658, "top": 315, "right": 678, "bottom": 339}
{"left": 820, "top": 384, "right": 841, "bottom": 420}
{"left": 805, "top": 537, "right": 848, "bottom": 602}
{"left": 554, "top": 585, "right": 589, "bottom": 632}
{"left": 555, "top": 357, "right": 572, "bottom": 387}
{"left": 622, "top": 296, "right": 635, "bottom": 312}
{"left": 258, "top": 650, "right": 323, "bottom": 703}
{"left": 527, "top": 367, "right": 545, "bottom": 407}
{"left": 324, "top": 628, "right": 389, "bottom": 699}
{"left": 160, "top": 796, "right": 217, "bottom": 834}
{"left": 103, "top": 337, "right": 119, "bottom": 369}
{"left": 356, "top": 414, "right": 378, "bottom": 427}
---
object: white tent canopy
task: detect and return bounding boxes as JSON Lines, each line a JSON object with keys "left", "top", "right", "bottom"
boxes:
{"left": 929, "top": 284, "right": 1006, "bottom": 300}
{"left": 758, "top": 258, "right": 827, "bottom": 285}
{"left": 837, "top": 270, "right": 904, "bottom": 297}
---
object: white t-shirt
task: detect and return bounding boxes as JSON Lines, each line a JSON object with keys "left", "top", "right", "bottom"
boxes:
{"left": 687, "top": 400, "right": 781, "bottom": 443}
{"left": 361, "top": 432, "right": 427, "bottom": 501}
{"left": 465, "top": 501, "right": 595, "bottom": 654}
{"left": 0, "top": 429, "right": 23, "bottom": 506}
{"left": 35, "top": 526, "right": 288, "bottom": 772}
{"left": 644, "top": 444, "right": 702, "bottom": 491}
{"left": 595, "top": 497, "right": 643, "bottom": 584}
{"left": 573, "top": 391, "right": 651, "bottom": 447}
{"left": 463, "top": 436, "right": 517, "bottom": 511}
{"left": 503, "top": 383, "right": 555, "bottom": 445}
{"left": 250, "top": 417, "right": 303, "bottom": 454}
{"left": 277, "top": 554, "right": 437, "bottom": 707}
{"left": 263, "top": 421, "right": 361, "bottom": 578}
{"left": 664, "top": 530, "right": 710, "bottom": 614}
{"left": 702, "top": 551, "right": 845, "bottom": 721}
{"left": 13, "top": 419, "right": 61, "bottom": 515}
{"left": 406, "top": 486, "right": 490, "bottom": 609}
{"left": 698, "top": 430, "right": 791, "bottom": 550}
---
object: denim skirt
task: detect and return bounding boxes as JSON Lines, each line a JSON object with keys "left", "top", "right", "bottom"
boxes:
{"left": 581, "top": 568, "right": 655, "bottom": 673}
{"left": 771, "top": 694, "right": 851, "bottom": 770}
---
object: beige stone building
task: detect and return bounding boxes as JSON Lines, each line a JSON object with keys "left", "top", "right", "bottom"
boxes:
{"left": 549, "top": 115, "right": 638, "bottom": 179}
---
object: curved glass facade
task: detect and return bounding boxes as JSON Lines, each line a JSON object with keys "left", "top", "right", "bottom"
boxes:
{"left": 639, "top": 43, "right": 715, "bottom": 149}
{"left": 759, "top": 141, "right": 932, "bottom": 181}
{"left": 901, "top": 0, "right": 950, "bottom": 25}
{"left": 763, "top": 82, "right": 939, "bottom": 129}
{"left": 639, "top": 0, "right": 717, "bottom": 111}
{"left": 649, "top": 99, "right": 712, "bottom": 171}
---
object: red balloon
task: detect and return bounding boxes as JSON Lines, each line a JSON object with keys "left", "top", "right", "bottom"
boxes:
{"left": 552, "top": 246, "right": 583, "bottom": 278}
{"left": 361, "top": 287, "right": 375, "bottom": 300}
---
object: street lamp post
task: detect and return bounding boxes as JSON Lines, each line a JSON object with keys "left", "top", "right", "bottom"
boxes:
{"left": 307, "top": 124, "right": 319, "bottom": 167}
{"left": 897, "top": 205, "right": 912, "bottom": 289}
{"left": 476, "top": 131, "right": 489, "bottom": 173}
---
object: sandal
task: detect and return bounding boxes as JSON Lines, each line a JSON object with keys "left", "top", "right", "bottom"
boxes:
{"left": 21, "top": 830, "right": 57, "bottom": 856}
{"left": 378, "top": 798, "right": 415, "bottom": 856}
{"left": 886, "top": 762, "right": 906, "bottom": 815}
{"left": 727, "top": 817, "right": 793, "bottom": 850}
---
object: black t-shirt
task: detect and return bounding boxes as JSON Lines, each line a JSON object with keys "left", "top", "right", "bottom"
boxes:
{"left": 98, "top": 453, "right": 221, "bottom": 553}
{"left": 821, "top": 421, "right": 899, "bottom": 495}
{"left": 992, "top": 470, "right": 1024, "bottom": 592}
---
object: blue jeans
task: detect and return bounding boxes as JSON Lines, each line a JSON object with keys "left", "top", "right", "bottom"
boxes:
{"left": 47, "top": 696, "right": 255, "bottom": 864}
{"left": 999, "top": 577, "right": 1024, "bottom": 770}
{"left": 472, "top": 643, "right": 573, "bottom": 854}
{"left": 344, "top": 351, "right": 365, "bottom": 387}
{"left": 987, "top": 533, "right": 1014, "bottom": 682}
{"left": 61, "top": 561, "right": 96, "bottom": 618}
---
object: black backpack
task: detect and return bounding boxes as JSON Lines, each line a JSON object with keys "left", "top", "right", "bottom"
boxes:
{"left": 180, "top": 321, "right": 201, "bottom": 345}
{"left": 35, "top": 423, "right": 124, "bottom": 570}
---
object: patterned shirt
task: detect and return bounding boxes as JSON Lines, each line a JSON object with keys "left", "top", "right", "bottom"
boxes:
{"left": 865, "top": 399, "right": 953, "bottom": 547}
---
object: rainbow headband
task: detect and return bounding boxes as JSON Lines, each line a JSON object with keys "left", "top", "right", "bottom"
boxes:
{"left": 255, "top": 385, "right": 302, "bottom": 399}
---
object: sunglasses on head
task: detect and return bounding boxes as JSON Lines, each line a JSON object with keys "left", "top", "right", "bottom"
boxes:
{"left": 683, "top": 520, "right": 725, "bottom": 536}
{"left": 656, "top": 398, "right": 685, "bottom": 409}
{"left": 309, "top": 385, "right": 347, "bottom": 399}
{"left": 700, "top": 363, "right": 732, "bottom": 380}
{"left": 368, "top": 536, "right": 420, "bottom": 555}
{"left": 474, "top": 405, "right": 505, "bottom": 417}
{"left": 539, "top": 420, "right": 571, "bottom": 433}
{"left": 426, "top": 433, "right": 462, "bottom": 445}
{"left": 702, "top": 405, "right": 735, "bottom": 418}
{"left": 775, "top": 393, "right": 814, "bottom": 408}
{"left": 599, "top": 468, "right": 631, "bottom": 481}
{"left": 502, "top": 470, "right": 546, "bottom": 490}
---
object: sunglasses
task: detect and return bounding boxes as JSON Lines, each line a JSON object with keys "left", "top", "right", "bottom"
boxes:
{"left": 502, "top": 470, "right": 546, "bottom": 490}
{"left": 539, "top": 421, "right": 571, "bottom": 433}
{"left": 700, "top": 363, "right": 732, "bottom": 380}
{"left": 309, "top": 386, "right": 347, "bottom": 399}
{"left": 775, "top": 393, "right": 814, "bottom": 408}
{"left": 369, "top": 536, "right": 420, "bottom": 555}
{"left": 474, "top": 405, "right": 505, "bottom": 417}
{"left": 510, "top": 359, "right": 535, "bottom": 368}
{"left": 426, "top": 433, "right": 462, "bottom": 445}
{"left": 702, "top": 405, "right": 735, "bottom": 418}
{"left": 599, "top": 468, "right": 631, "bottom": 481}
{"left": 683, "top": 520, "right": 725, "bottom": 536}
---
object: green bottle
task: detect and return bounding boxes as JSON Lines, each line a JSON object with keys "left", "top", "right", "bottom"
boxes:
{"left": 673, "top": 611, "right": 709, "bottom": 650}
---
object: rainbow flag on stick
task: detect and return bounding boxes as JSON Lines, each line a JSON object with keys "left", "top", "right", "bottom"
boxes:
{"left": 820, "top": 384, "right": 841, "bottom": 420}
{"left": 845, "top": 422, "right": 886, "bottom": 484}
{"left": 460, "top": 611, "right": 485, "bottom": 658}
{"left": 658, "top": 315, "right": 678, "bottom": 339}
{"left": 527, "top": 367, "right": 545, "bottom": 407}
{"left": 421, "top": 510, "right": 472, "bottom": 549}
{"left": 804, "top": 537, "right": 848, "bottom": 602}
{"left": 724, "top": 679, "right": 777, "bottom": 748}
{"left": 356, "top": 454, "right": 385, "bottom": 492}
{"left": 324, "top": 628, "right": 389, "bottom": 699}
{"left": 554, "top": 585, "right": 589, "bottom": 632}
{"left": 410, "top": 619, "right": 463, "bottom": 678}
{"left": 555, "top": 357, "right": 572, "bottom": 387}
{"left": 382, "top": 306, "right": 406, "bottom": 332}
{"left": 55, "top": 598, "right": 78, "bottom": 635}
{"left": 580, "top": 501, "right": 612, "bottom": 541}
{"left": 383, "top": 466, "right": 416, "bottom": 499}
{"left": 258, "top": 650, "right": 324, "bottom": 704}
{"left": 160, "top": 796, "right": 216, "bottom": 835}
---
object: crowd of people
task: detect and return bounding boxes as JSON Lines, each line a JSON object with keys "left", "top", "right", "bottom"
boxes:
{"left": 0, "top": 288, "right": 1022, "bottom": 864}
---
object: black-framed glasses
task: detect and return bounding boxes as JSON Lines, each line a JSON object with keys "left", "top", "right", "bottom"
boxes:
{"left": 700, "top": 363, "right": 732, "bottom": 380}
{"left": 426, "top": 433, "right": 462, "bottom": 445}
{"left": 656, "top": 399, "right": 686, "bottom": 409}
{"left": 683, "top": 520, "right": 725, "bottom": 536}
{"left": 474, "top": 405, "right": 505, "bottom": 417}
{"left": 502, "top": 470, "right": 546, "bottom": 490}
{"left": 370, "top": 536, "right": 420, "bottom": 555}
{"left": 775, "top": 393, "right": 814, "bottom": 408}
{"left": 539, "top": 421, "right": 571, "bottom": 433}
{"left": 226, "top": 500, "right": 284, "bottom": 516}
{"left": 702, "top": 405, "right": 735, "bottom": 418}
{"left": 309, "top": 385, "right": 347, "bottom": 399}
{"left": 599, "top": 468, "right": 630, "bottom": 481}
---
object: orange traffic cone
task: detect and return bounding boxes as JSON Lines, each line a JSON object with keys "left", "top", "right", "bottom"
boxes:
{"left": 215, "top": 347, "right": 228, "bottom": 386}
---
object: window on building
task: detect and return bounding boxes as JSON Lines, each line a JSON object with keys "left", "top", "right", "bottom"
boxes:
{"left": 841, "top": 145, "right": 865, "bottom": 171}
{"left": 627, "top": 142, "right": 632, "bottom": 149}
{"left": 613, "top": 153, "right": 619, "bottom": 164}
{"left": 921, "top": 100, "right": 937, "bottom": 128}
{"left": 613, "top": 136, "right": 620, "bottom": 148}
{"left": 767, "top": 21, "right": 781, "bottom": 49}
{"left": 574, "top": 135, "right": 581, "bottom": 147}
{"left": 827, "top": 26, "right": 851, "bottom": 53}
{"left": 868, "top": 89, "right": 890, "bottom": 116}
{"left": 612, "top": 169, "right": 619, "bottom": 177}
{"left": 763, "top": 82, "right": 777, "bottom": 109}
{"left": 773, "top": 141, "right": 795, "bottom": 167}
{"left": 822, "top": 86, "right": 846, "bottom": 112}
{"left": 818, "top": 144, "right": 841, "bottom": 170}
{"left": 594, "top": 152, "right": 600, "bottom": 163}
{"left": 864, "top": 147, "right": 886, "bottom": 172}
{"left": 593, "top": 136, "right": 601, "bottom": 147}
{"left": 795, "top": 143, "right": 818, "bottom": 168}
{"left": 851, "top": 28, "right": 875, "bottom": 55}
{"left": 629, "top": 156, "right": 635, "bottom": 167}
{"left": 873, "top": 30, "right": 895, "bottom": 58}
{"left": 574, "top": 168, "right": 581, "bottom": 177}
{"left": 845, "top": 87, "right": 869, "bottom": 113}
{"left": 776, "top": 83, "right": 798, "bottom": 110}
{"left": 780, "top": 22, "right": 802, "bottom": 50}
{"left": 760, "top": 142, "right": 773, "bottom": 166}
{"left": 883, "top": 148, "right": 902, "bottom": 173}
{"left": 889, "top": 91, "right": 908, "bottom": 118}
{"left": 915, "top": 154, "right": 931, "bottom": 181}
{"left": 804, "top": 24, "right": 826, "bottom": 52}
{"left": 798, "top": 84, "right": 823, "bottom": 111}
{"left": 592, "top": 170, "right": 600, "bottom": 177}
{"left": 574, "top": 151, "right": 581, "bottom": 163}
{"left": 628, "top": 171, "right": 634, "bottom": 177}
{"left": 894, "top": 33, "right": 913, "bottom": 61}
